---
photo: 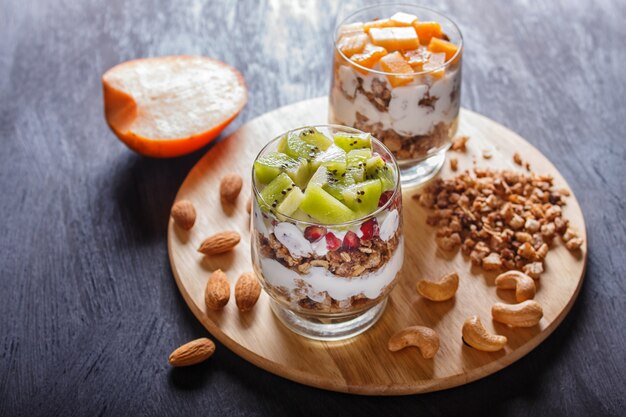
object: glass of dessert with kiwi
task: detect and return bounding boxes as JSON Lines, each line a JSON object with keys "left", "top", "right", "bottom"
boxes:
{"left": 251, "top": 125, "right": 403, "bottom": 341}
{"left": 329, "top": 4, "right": 463, "bottom": 187}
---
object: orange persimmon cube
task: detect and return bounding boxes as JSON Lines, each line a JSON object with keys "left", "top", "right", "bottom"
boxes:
{"left": 390, "top": 12, "right": 417, "bottom": 25}
{"left": 337, "top": 32, "right": 370, "bottom": 58}
{"left": 404, "top": 48, "right": 430, "bottom": 71}
{"left": 337, "top": 22, "right": 365, "bottom": 37}
{"left": 428, "top": 37, "right": 461, "bottom": 64}
{"left": 379, "top": 51, "right": 414, "bottom": 87}
{"left": 413, "top": 21, "right": 443, "bottom": 44}
{"left": 369, "top": 27, "right": 419, "bottom": 51}
{"left": 350, "top": 44, "right": 388, "bottom": 73}
{"left": 423, "top": 52, "right": 446, "bottom": 79}
{"left": 364, "top": 19, "right": 396, "bottom": 32}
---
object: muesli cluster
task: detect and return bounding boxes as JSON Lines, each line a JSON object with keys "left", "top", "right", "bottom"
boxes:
{"left": 415, "top": 167, "right": 584, "bottom": 277}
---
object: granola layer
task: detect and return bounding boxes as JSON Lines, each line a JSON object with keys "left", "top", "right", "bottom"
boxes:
{"left": 354, "top": 112, "right": 455, "bottom": 160}
{"left": 255, "top": 229, "right": 402, "bottom": 314}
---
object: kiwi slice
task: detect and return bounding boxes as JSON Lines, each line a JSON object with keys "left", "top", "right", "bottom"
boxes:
{"left": 290, "top": 209, "right": 315, "bottom": 222}
{"left": 300, "top": 184, "right": 355, "bottom": 224}
{"left": 312, "top": 144, "right": 347, "bottom": 175}
{"left": 259, "top": 172, "right": 299, "bottom": 214}
{"left": 345, "top": 149, "right": 371, "bottom": 182}
{"left": 341, "top": 179, "right": 382, "bottom": 215}
{"left": 347, "top": 149, "right": 372, "bottom": 166}
{"left": 378, "top": 163, "right": 396, "bottom": 191}
{"left": 278, "top": 128, "right": 332, "bottom": 161}
{"left": 333, "top": 132, "right": 372, "bottom": 152}
{"left": 324, "top": 173, "right": 355, "bottom": 200}
{"left": 254, "top": 152, "right": 310, "bottom": 188}
{"left": 277, "top": 187, "right": 305, "bottom": 216}
{"left": 363, "top": 154, "right": 395, "bottom": 191}
{"left": 308, "top": 165, "right": 353, "bottom": 201}
{"left": 365, "top": 155, "right": 385, "bottom": 178}
{"left": 299, "top": 127, "right": 333, "bottom": 151}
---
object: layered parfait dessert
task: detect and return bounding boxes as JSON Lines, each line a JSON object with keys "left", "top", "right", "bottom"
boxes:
{"left": 329, "top": 7, "right": 463, "bottom": 175}
{"left": 251, "top": 126, "right": 403, "bottom": 333}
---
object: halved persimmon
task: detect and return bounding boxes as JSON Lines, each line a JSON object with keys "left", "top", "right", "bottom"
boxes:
{"left": 102, "top": 56, "right": 247, "bottom": 158}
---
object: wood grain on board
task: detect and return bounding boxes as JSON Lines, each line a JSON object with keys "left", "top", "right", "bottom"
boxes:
{"left": 168, "top": 98, "right": 587, "bottom": 395}
{"left": 2, "top": 0, "right": 624, "bottom": 414}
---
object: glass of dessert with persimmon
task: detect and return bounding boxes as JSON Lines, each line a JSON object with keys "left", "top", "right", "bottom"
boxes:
{"left": 329, "top": 4, "right": 463, "bottom": 187}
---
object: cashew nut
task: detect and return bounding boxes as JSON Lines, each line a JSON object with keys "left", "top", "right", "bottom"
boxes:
{"left": 495, "top": 270, "right": 536, "bottom": 302}
{"left": 462, "top": 315, "right": 508, "bottom": 352}
{"left": 416, "top": 272, "right": 459, "bottom": 301}
{"left": 492, "top": 300, "right": 543, "bottom": 327}
{"left": 388, "top": 326, "right": 440, "bottom": 359}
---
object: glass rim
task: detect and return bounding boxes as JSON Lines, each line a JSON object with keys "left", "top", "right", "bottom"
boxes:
{"left": 251, "top": 124, "right": 401, "bottom": 228}
{"left": 332, "top": 3, "right": 464, "bottom": 77}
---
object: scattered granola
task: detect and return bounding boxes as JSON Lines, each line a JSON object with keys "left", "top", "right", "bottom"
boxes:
{"left": 482, "top": 149, "right": 492, "bottom": 159}
{"left": 450, "top": 158, "right": 458, "bottom": 171}
{"left": 416, "top": 168, "right": 583, "bottom": 275}
{"left": 513, "top": 152, "right": 523, "bottom": 166}
{"left": 450, "top": 135, "right": 469, "bottom": 152}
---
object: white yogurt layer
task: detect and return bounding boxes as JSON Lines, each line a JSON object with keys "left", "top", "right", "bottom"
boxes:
{"left": 260, "top": 238, "right": 404, "bottom": 302}
{"left": 274, "top": 222, "right": 312, "bottom": 258}
{"left": 331, "top": 64, "right": 461, "bottom": 136}
{"left": 378, "top": 209, "right": 399, "bottom": 241}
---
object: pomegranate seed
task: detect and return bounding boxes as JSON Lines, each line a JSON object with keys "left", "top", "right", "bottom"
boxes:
{"left": 360, "top": 218, "right": 379, "bottom": 240}
{"left": 342, "top": 231, "right": 360, "bottom": 250}
{"left": 378, "top": 190, "right": 393, "bottom": 207}
{"left": 325, "top": 232, "right": 342, "bottom": 251}
{"left": 304, "top": 226, "right": 327, "bottom": 243}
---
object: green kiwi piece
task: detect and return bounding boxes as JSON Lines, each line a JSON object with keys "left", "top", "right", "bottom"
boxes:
{"left": 341, "top": 179, "right": 382, "bottom": 216}
{"left": 300, "top": 184, "right": 355, "bottom": 224}
{"left": 277, "top": 187, "right": 305, "bottom": 216}
{"left": 254, "top": 151, "right": 310, "bottom": 188}
{"left": 259, "top": 172, "right": 298, "bottom": 214}
{"left": 311, "top": 144, "right": 347, "bottom": 175}
{"left": 333, "top": 132, "right": 372, "bottom": 152}
{"left": 299, "top": 127, "right": 333, "bottom": 151}
{"left": 365, "top": 155, "right": 385, "bottom": 178}
{"left": 378, "top": 163, "right": 396, "bottom": 191}
{"left": 278, "top": 128, "right": 332, "bottom": 161}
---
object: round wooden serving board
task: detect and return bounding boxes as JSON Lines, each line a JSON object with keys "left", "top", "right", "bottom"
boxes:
{"left": 168, "top": 97, "right": 587, "bottom": 395}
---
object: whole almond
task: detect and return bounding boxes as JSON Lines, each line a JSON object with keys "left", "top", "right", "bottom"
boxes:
{"left": 171, "top": 200, "right": 196, "bottom": 230}
{"left": 198, "top": 231, "right": 240, "bottom": 255}
{"left": 220, "top": 174, "right": 243, "bottom": 203}
{"left": 205, "top": 269, "right": 230, "bottom": 310}
{"left": 168, "top": 338, "right": 215, "bottom": 367}
{"left": 235, "top": 272, "right": 262, "bottom": 312}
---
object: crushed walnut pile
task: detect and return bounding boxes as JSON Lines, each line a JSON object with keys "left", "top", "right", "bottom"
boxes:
{"left": 415, "top": 168, "right": 583, "bottom": 277}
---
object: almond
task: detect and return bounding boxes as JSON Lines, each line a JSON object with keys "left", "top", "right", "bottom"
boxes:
{"left": 171, "top": 200, "right": 196, "bottom": 230}
{"left": 235, "top": 272, "right": 261, "bottom": 311}
{"left": 205, "top": 269, "right": 230, "bottom": 310}
{"left": 168, "top": 338, "right": 215, "bottom": 367}
{"left": 198, "top": 231, "right": 240, "bottom": 255}
{"left": 220, "top": 174, "right": 243, "bottom": 203}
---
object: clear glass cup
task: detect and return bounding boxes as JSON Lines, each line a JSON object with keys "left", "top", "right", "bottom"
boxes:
{"left": 251, "top": 125, "right": 403, "bottom": 341}
{"left": 329, "top": 4, "right": 463, "bottom": 188}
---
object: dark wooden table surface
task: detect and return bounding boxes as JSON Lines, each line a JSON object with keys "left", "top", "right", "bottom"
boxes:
{"left": 1, "top": 0, "right": 625, "bottom": 415}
